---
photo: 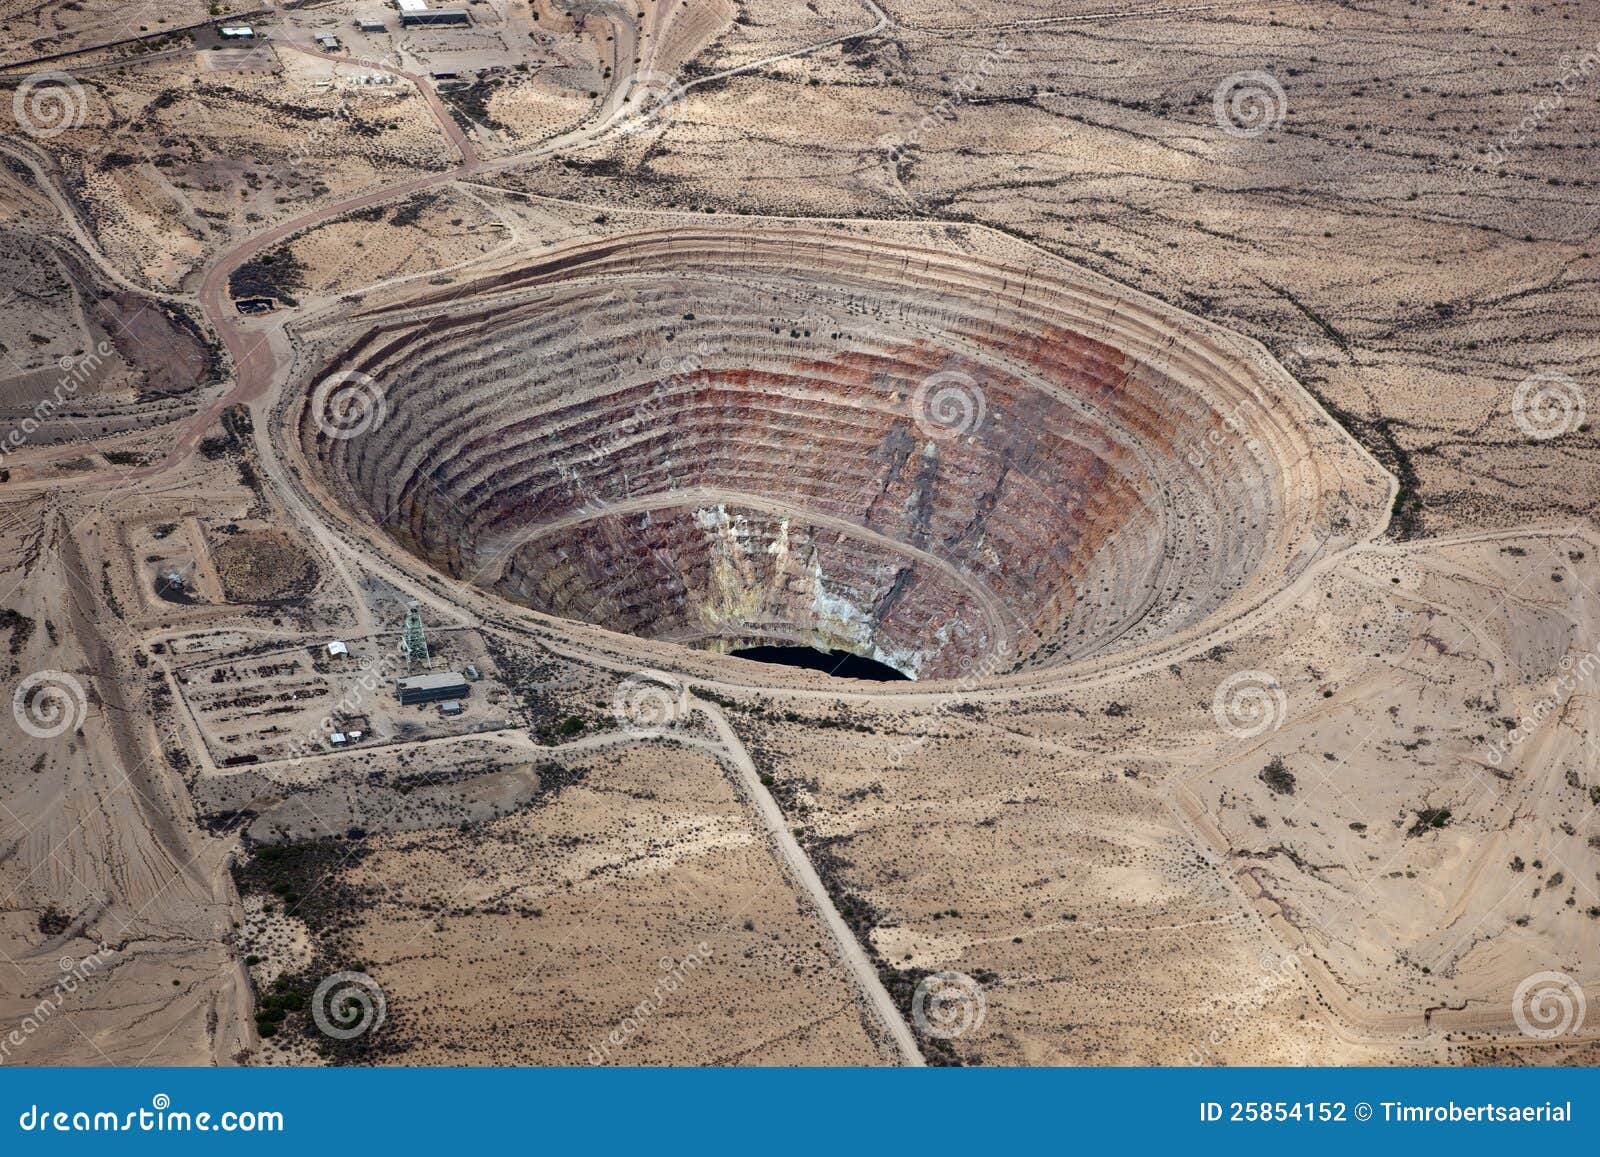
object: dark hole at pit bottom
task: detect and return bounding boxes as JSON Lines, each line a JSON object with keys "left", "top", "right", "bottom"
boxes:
{"left": 731, "top": 645, "right": 910, "bottom": 682}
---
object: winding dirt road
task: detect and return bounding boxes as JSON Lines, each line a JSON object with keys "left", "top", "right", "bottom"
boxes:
{"left": 18, "top": 0, "right": 1528, "bottom": 1064}
{"left": 104, "top": 0, "right": 928, "bottom": 1063}
{"left": 8, "top": 0, "right": 887, "bottom": 491}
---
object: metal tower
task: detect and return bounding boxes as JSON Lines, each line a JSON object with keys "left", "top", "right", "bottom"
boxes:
{"left": 400, "top": 600, "right": 430, "bottom": 667}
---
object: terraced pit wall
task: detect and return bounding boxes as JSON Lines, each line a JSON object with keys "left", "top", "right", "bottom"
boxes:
{"left": 303, "top": 225, "right": 1392, "bottom": 682}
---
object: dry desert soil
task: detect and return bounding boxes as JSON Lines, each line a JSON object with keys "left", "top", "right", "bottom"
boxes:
{"left": 0, "top": 0, "right": 1596, "bottom": 1067}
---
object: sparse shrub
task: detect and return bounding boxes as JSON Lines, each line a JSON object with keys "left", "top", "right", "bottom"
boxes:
{"left": 1259, "top": 756, "right": 1296, "bottom": 795}
{"left": 1408, "top": 807, "right": 1452, "bottom": 837}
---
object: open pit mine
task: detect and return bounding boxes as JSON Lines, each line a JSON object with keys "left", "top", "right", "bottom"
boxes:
{"left": 300, "top": 224, "right": 1390, "bottom": 685}
{"left": 4, "top": 0, "right": 1597, "bottom": 1071}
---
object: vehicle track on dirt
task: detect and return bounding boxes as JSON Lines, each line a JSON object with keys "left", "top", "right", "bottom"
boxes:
{"left": 694, "top": 695, "right": 926, "bottom": 1065}
{"left": 31, "top": 0, "right": 1566, "bottom": 1064}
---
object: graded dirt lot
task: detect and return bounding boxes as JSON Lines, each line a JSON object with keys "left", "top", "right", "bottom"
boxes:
{"left": 0, "top": 0, "right": 1597, "bottom": 1070}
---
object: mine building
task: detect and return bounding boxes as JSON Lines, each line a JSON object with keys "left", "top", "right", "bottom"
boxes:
{"left": 397, "top": 0, "right": 472, "bottom": 28}
{"left": 438, "top": 700, "right": 465, "bottom": 717}
{"left": 396, "top": 671, "right": 469, "bottom": 705}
